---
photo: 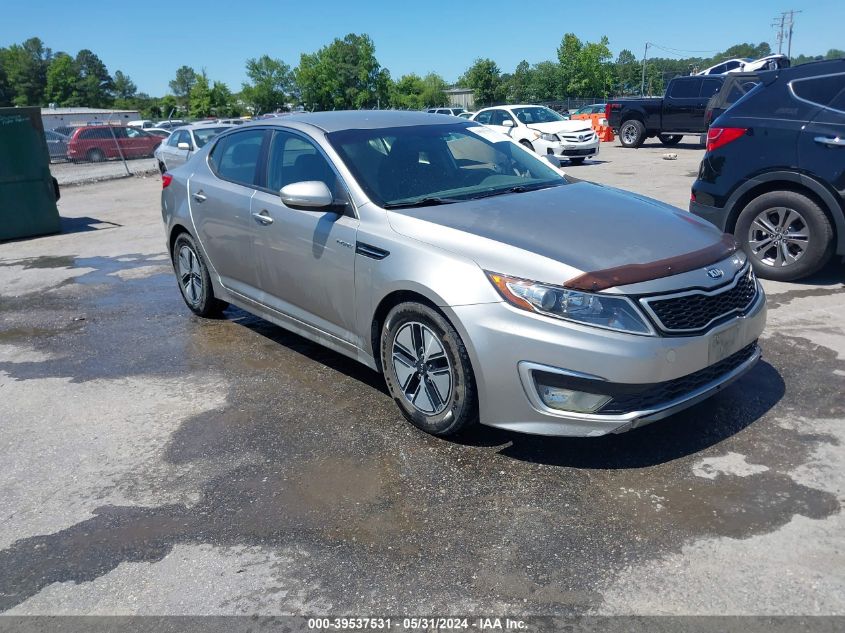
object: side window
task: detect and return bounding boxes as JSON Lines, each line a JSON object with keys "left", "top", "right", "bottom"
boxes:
{"left": 828, "top": 87, "right": 845, "bottom": 113}
{"left": 209, "top": 129, "right": 266, "bottom": 187}
{"left": 474, "top": 110, "right": 493, "bottom": 125}
{"left": 792, "top": 74, "right": 845, "bottom": 108}
{"left": 126, "top": 127, "right": 142, "bottom": 138}
{"left": 670, "top": 78, "right": 700, "bottom": 98}
{"left": 266, "top": 130, "right": 341, "bottom": 196}
{"left": 701, "top": 79, "right": 722, "bottom": 99}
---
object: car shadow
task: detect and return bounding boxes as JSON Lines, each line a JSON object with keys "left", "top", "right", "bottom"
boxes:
{"left": 450, "top": 358, "right": 784, "bottom": 468}
{"left": 625, "top": 140, "right": 704, "bottom": 150}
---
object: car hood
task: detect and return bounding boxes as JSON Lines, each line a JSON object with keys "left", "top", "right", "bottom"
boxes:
{"left": 527, "top": 120, "right": 593, "bottom": 135}
{"left": 386, "top": 182, "right": 727, "bottom": 285}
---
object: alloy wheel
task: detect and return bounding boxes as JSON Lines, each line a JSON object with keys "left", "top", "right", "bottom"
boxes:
{"left": 622, "top": 124, "right": 637, "bottom": 145}
{"left": 747, "top": 206, "right": 809, "bottom": 268}
{"left": 177, "top": 245, "right": 203, "bottom": 306}
{"left": 391, "top": 321, "right": 453, "bottom": 415}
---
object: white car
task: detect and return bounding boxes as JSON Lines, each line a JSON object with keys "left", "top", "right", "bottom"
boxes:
{"left": 127, "top": 119, "right": 155, "bottom": 129}
{"left": 471, "top": 105, "right": 599, "bottom": 165}
{"left": 697, "top": 54, "right": 789, "bottom": 76}
{"left": 154, "top": 123, "right": 233, "bottom": 172}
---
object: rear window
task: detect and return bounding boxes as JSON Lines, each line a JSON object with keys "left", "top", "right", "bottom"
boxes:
{"left": 791, "top": 74, "right": 845, "bottom": 108}
{"left": 669, "top": 78, "right": 701, "bottom": 98}
{"left": 209, "top": 129, "right": 265, "bottom": 186}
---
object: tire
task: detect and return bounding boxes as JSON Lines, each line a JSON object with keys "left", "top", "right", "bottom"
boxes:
{"left": 519, "top": 139, "right": 535, "bottom": 153}
{"left": 659, "top": 134, "right": 683, "bottom": 146}
{"left": 735, "top": 190, "right": 834, "bottom": 281}
{"left": 380, "top": 302, "right": 478, "bottom": 437}
{"left": 568, "top": 157, "right": 586, "bottom": 165}
{"left": 171, "top": 232, "right": 228, "bottom": 317}
{"left": 618, "top": 119, "right": 645, "bottom": 148}
{"left": 87, "top": 148, "right": 106, "bottom": 163}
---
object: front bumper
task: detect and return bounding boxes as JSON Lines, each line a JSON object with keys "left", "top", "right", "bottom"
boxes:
{"left": 540, "top": 137, "right": 600, "bottom": 160}
{"left": 449, "top": 285, "right": 766, "bottom": 437}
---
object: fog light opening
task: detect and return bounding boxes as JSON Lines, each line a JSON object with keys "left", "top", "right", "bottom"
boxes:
{"left": 536, "top": 382, "right": 611, "bottom": 413}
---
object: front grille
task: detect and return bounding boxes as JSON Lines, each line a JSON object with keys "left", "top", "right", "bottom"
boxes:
{"left": 598, "top": 343, "right": 758, "bottom": 414}
{"left": 642, "top": 267, "right": 758, "bottom": 334}
{"left": 560, "top": 132, "right": 595, "bottom": 143}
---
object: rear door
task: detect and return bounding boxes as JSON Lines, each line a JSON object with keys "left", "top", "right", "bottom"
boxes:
{"left": 189, "top": 128, "right": 269, "bottom": 300}
{"left": 249, "top": 128, "right": 359, "bottom": 343}
{"left": 796, "top": 72, "right": 845, "bottom": 205}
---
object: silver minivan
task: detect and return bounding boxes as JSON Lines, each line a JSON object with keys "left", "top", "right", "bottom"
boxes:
{"left": 161, "top": 112, "right": 766, "bottom": 438}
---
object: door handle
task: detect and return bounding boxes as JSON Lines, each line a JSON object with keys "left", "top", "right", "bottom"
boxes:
{"left": 814, "top": 136, "right": 845, "bottom": 148}
{"left": 251, "top": 210, "right": 274, "bottom": 225}
{"left": 192, "top": 191, "right": 207, "bottom": 202}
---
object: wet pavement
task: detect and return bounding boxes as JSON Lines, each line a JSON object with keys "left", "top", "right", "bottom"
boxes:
{"left": 2, "top": 146, "right": 845, "bottom": 615}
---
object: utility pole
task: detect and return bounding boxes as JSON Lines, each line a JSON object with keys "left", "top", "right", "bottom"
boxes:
{"left": 773, "top": 10, "right": 801, "bottom": 59}
{"left": 640, "top": 42, "right": 650, "bottom": 96}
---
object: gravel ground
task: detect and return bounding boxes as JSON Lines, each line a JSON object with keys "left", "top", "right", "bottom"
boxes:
{"left": 1, "top": 140, "right": 843, "bottom": 619}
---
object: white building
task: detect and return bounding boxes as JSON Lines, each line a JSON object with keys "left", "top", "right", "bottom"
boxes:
{"left": 40, "top": 107, "right": 141, "bottom": 131}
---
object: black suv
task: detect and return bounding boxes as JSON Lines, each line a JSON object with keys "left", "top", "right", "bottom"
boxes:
{"left": 690, "top": 59, "right": 845, "bottom": 281}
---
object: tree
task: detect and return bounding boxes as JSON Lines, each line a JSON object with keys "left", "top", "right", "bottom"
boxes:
{"left": 296, "top": 33, "right": 386, "bottom": 110}
{"left": 159, "top": 94, "right": 180, "bottom": 120}
{"left": 557, "top": 33, "right": 582, "bottom": 96}
{"left": 45, "top": 52, "right": 79, "bottom": 105}
{"left": 189, "top": 72, "right": 213, "bottom": 118}
{"left": 169, "top": 66, "right": 197, "bottom": 104}
{"left": 0, "top": 51, "right": 10, "bottom": 106}
{"left": 390, "top": 73, "right": 424, "bottom": 109}
{"left": 509, "top": 60, "right": 532, "bottom": 102}
{"left": 74, "top": 49, "right": 113, "bottom": 107}
{"left": 210, "top": 81, "right": 238, "bottom": 116}
{"left": 241, "top": 55, "right": 293, "bottom": 114}
{"left": 614, "top": 49, "right": 640, "bottom": 96}
{"left": 3, "top": 37, "right": 51, "bottom": 106}
{"left": 420, "top": 72, "right": 448, "bottom": 107}
{"left": 460, "top": 58, "right": 505, "bottom": 107}
{"left": 557, "top": 33, "right": 613, "bottom": 97}
{"left": 529, "top": 61, "right": 561, "bottom": 101}
{"left": 112, "top": 70, "right": 136, "bottom": 100}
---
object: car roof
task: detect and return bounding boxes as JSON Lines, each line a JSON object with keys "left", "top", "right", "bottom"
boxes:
{"left": 251, "top": 110, "right": 469, "bottom": 132}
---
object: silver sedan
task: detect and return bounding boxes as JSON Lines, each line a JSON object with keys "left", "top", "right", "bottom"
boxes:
{"left": 155, "top": 124, "right": 233, "bottom": 173}
{"left": 161, "top": 112, "right": 766, "bottom": 437}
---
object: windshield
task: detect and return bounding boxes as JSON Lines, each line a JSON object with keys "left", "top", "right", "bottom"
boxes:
{"left": 326, "top": 123, "right": 567, "bottom": 208}
{"left": 193, "top": 127, "right": 229, "bottom": 148}
{"left": 511, "top": 106, "right": 566, "bottom": 124}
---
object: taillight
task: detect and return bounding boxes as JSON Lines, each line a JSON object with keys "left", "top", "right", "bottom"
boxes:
{"left": 706, "top": 127, "right": 747, "bottom": 152}
{"left": 162, "top": 173, "right": 173, "bottom": 188}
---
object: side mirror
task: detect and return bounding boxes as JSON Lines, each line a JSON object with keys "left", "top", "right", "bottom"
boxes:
{"left": 280, "top": 181, "right": 334, "bottom": 210}
{"left": 502, "top": 119, "right": 515, "bottom": 127}
{"left": 177, "top": 142, "right": 191, "bottom": 150}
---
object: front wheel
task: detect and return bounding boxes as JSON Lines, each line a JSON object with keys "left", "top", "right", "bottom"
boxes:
{"left": 659, "top": 134, "right": 683, "bottom": 146}
{"left": 519, "top": 139, "right": 535, "bottom": 153}
{"left": 735, "top": 190, "right": 834, "bottom": 281}
{"left": 172, "top": 233, "right": 228, "bottom": 317}
{"left": 380, "top": 302, "right": 478, "bottom": 436}
{"left": 618, "top": 120, "right": 645, "bottom": 148}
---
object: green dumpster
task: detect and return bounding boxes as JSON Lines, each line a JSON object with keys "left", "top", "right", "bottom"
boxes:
{"left": 0, "top": 106, "right": 61, "bottom": 241}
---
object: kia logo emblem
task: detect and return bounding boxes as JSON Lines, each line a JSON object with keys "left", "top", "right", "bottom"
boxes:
{"left": 706, "top": 268, "right": 724, "bottom": 279}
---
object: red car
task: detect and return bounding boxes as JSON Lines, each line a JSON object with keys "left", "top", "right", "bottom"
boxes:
{"left": 67, "top": 125, "right": 162, "bottom": 162}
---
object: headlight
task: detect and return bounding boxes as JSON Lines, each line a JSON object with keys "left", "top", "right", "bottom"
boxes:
{"left": 486, "top": 272, "right": 654, "bottom": 335}
{"left": 540, "top": 133, "right": 559, "bottom": 142}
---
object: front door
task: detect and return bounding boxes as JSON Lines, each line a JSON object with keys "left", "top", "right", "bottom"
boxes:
{"left": 250, "top": 129, "right": 359, "bottom": 344}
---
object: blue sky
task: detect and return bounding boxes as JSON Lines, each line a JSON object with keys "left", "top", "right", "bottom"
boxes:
{"left": 1, "top": 0, "right": 842, "bottom": 96}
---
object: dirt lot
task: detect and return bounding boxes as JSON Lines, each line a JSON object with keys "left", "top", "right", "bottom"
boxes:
{"left": 1, "top": 140, "right": 844, "bottom": 617}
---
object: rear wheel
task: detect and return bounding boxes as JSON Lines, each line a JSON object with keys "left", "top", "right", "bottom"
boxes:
{"left": 735, "top": 190, "right": 834, "bottom": 281}
{"left": 619, "top": 119, "right": 646, "bottom": 148}
{"left": 380, "top": 302, "right": 478, "bottom": 437}
{"left": 659, "top": 134, "right": 683, "bottom": 146}
{"left": 87, "top": 148, "right": 106, "bottom": 163}
{"left": 172, "top": 232, "right": 228, "bottom": 317}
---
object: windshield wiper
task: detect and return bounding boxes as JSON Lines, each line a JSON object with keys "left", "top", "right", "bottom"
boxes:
{"left": 471, "top": 182, "right": 557, "bottom": 200}
{"left": 383, "top": 197, "right": 463, "bottom": 209}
